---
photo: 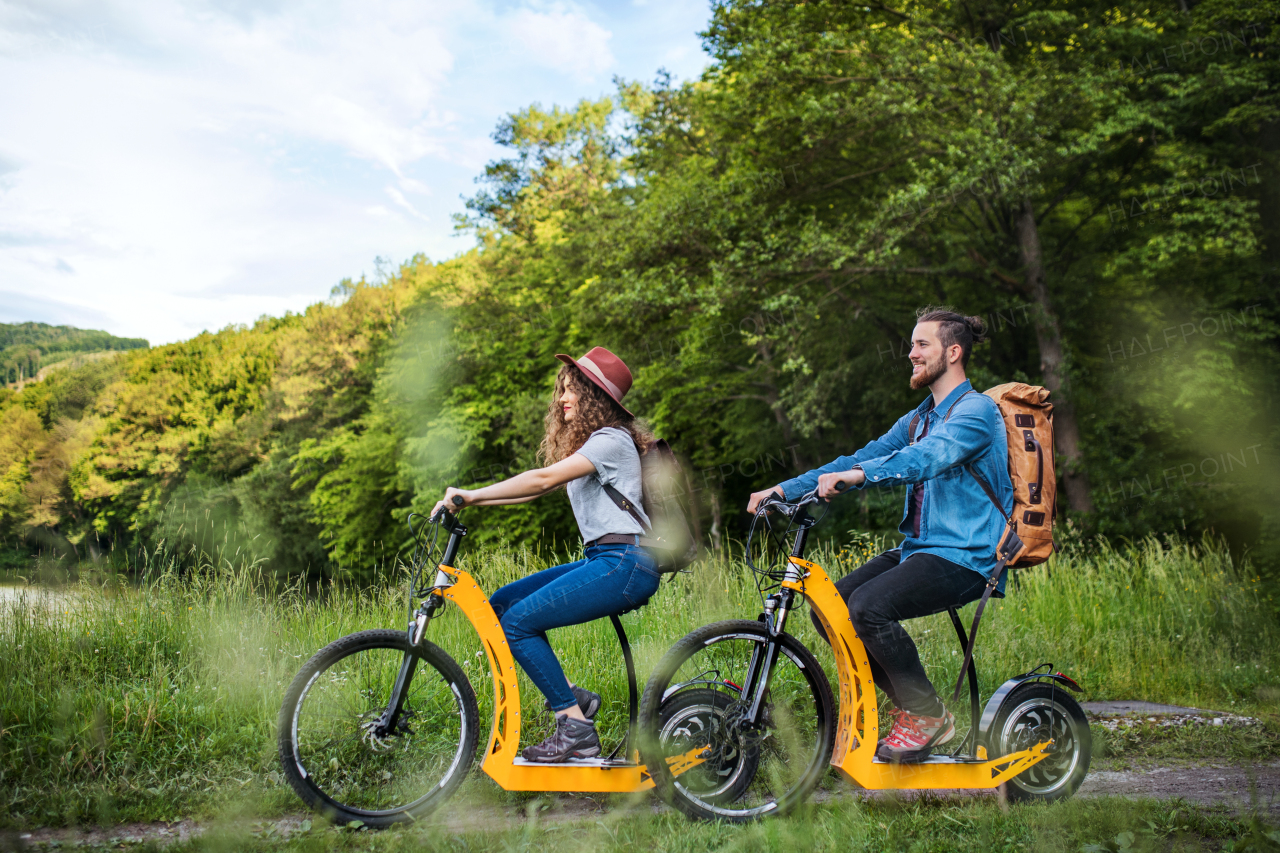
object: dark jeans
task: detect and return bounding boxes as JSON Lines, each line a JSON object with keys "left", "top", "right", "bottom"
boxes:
{"left": 489, "top": 543, "right": 660, "bottom": 712}
{"left": 809, "top": 549, "right": 1000, "bottom": 717}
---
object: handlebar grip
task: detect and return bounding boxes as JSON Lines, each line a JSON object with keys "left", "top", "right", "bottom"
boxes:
{"left": 834, "top": 481, "right": 846, "bottom": 492}
{"left": 451, "top": 495, "right": 465, "bottom": 506}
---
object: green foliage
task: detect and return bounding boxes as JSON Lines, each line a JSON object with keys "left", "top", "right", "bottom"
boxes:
{"left": 71, "top": 322, "right": 284, "bottom": 547}
{"left": 29, "top": 798, "right": 1280, "bottom": 852}
{"left": 0, "top": 0, "right": 1277, "bottom": 577}
{"left": 0, "top": 321, "right": 148, "bottom": 386}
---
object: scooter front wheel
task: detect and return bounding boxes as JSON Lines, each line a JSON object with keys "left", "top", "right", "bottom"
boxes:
{"left": 638, "top": 620, "right": 835, "bottom": 822}
{"left": 278, "top": 629, "right": 479, "bottom": 827}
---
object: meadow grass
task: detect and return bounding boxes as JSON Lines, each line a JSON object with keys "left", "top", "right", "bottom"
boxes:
{"left": 1, "top": 534, "right": 1278, "bottom": 832}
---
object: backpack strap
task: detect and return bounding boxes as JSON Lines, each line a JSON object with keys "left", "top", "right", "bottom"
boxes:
{"left": 950, "top": 524, "right": 1024, "bottom": 703}
{"left": 950, "top": 567, "right": 1004, "bottom": 703}
{"left": 603, "top": 483, "right": 673, "bottom": 553}
{"left": 942, "top": 389, "right": 976, "bottom": 421}
{"left": 600, "top": 438, "right": 656, "bottom": 538}
{"left": 942, "top": 390, "right": 1012, "bottom": 523}
{"left": 965, "top": 465, "right": 1010, "bottom": 525}
{"left": 603, "top": 483, "right": 651, "bottom": 533}
{"left": 912, "top": 388, "right": 975, "bottom": 444}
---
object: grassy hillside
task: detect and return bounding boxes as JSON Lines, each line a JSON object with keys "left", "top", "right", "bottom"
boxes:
{"left": 1, "top": 321, "right": 148, "bottom": 386}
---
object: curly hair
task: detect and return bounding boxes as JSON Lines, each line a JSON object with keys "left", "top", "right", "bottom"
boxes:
{"left": 539, "top": 364, "right": 653, "bottom": 465}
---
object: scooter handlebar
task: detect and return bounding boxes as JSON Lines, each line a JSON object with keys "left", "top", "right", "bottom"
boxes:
{"left": 758, "top": 488, "right": 822, "bottom": 516}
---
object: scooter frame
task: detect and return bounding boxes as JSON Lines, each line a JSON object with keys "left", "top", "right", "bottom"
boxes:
{"left": 419, "top": 515, "right": 706, "bottom": 794}
{"left": 779, "top": 555, "right": 1054, "bottom": 789}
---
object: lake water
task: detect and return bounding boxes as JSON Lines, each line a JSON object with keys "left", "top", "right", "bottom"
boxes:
{"left": 0, "top": 582, "right": 82, "bottom": 609}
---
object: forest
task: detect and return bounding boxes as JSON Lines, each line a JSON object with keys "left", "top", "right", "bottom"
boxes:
{"left": 2, "top": 0, "right": 1277, "bottom": 582}
{"left": 0, "top": 322, "right": 148, "bottom": 388}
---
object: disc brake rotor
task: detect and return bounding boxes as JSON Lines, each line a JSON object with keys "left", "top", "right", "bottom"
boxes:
{"left": 359, "top": 708, "right": 416, "bottom": 751}
{"left": 713, "top": 700, "right": 771, "bottom": 759}
{"left": 1011, "top": 707, "right": 1071, "bottom": 776}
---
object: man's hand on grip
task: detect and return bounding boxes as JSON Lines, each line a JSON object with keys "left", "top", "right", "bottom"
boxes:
{"left": 817, "top": 469, "right": 864, "bottom": 499}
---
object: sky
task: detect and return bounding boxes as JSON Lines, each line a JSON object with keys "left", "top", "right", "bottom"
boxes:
{"left": 0, "top": 0, "right": 711, "bottom": 345}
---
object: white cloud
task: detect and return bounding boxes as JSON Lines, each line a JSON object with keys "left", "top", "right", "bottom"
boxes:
{"left": 386, "top": 186, "right": 428, "bottom": 220}
{"left": 0, "top": 0, "right": 706, "bottom": 344}
{"left": 504, "top": 3, "right": 614, "bottom": 81}
{"left": 399, "top": 177, "right": 432, "bottom": 196}
{"left": 0, "top": 0, "right": 472, "bottom": 341}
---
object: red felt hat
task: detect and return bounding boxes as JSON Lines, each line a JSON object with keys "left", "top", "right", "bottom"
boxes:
{"left": 555, "top": 346, "right": 635, "bottom": 416}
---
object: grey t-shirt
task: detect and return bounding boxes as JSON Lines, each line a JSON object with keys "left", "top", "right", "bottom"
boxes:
{"left": 567, "top": 427, "right": 650, "bottom": 543}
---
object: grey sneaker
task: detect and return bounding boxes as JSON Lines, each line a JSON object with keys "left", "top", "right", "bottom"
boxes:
{"left": 543, "top": 685, "right": 602, "bottom": 720}
{"left": 522, "top": 715, "right": 601, "bottom": 763}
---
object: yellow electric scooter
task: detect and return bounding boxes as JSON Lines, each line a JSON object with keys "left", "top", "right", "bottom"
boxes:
{"left": 277, "top": 508, "right": 706, "bottom": 827}
{"left": 638, "top": 489, "right": 1091, "bottom": 822}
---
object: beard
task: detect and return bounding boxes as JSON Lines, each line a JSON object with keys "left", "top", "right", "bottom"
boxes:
{"left": 909, "top": 354, "right": 946, "bottom": 390}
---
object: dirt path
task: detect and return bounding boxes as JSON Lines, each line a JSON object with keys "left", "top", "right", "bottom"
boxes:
{"left": 1079, "top": 760, "right": 1280, "bottom": 813}
{"left": 13, "top": 703, "right": 1276, "bottom": 847}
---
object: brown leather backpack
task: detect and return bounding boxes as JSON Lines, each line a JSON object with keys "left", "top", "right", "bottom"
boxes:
{"left": 980, "top": 382, "right": 1056, "bottom": 568}
{"left": 910, "top": 382, "right": 1056, "bottom": 568}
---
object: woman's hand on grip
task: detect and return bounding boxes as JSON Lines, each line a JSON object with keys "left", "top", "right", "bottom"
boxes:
{"left": 431, "top": 487, "right": 471, "bottom": 518}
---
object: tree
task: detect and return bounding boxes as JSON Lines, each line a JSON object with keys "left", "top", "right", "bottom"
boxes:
{"left": 596, "top": 0, "right": 1274, "bottom": 526}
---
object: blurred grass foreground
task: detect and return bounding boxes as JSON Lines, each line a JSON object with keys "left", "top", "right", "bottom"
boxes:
{"left": 1, "top": 535, "right": 1278, "bottom": 829}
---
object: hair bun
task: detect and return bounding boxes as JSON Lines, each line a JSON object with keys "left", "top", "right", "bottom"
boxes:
{"left": 965, "top": 315, "right": 988, "bottom": 344}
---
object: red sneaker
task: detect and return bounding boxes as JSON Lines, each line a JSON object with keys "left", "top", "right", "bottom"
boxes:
{"left": 875, "top": 708, "right": 956, "bottom": 763}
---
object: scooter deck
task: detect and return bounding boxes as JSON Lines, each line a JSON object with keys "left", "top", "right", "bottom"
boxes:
{"left": 871, "top": 754, "right": 990, "bottom": 765}
{"left": 482, "top": 755, "right": 652, "bottom": 792}
{"left": 511, "top": 757, "right": 639, "bottom": 768}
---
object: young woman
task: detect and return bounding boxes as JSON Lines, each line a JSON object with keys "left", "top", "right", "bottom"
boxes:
{"left": 432, "top": 346, "right": 660, "bottom": 763}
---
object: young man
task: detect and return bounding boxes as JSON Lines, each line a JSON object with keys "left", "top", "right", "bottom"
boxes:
{"left": 746, "top": 307, "right": 1014, "bottom": 762}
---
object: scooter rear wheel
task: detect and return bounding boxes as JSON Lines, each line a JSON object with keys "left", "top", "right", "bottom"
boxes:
{"left": 990, "top": 681, "right": 1091, "bottom": 802}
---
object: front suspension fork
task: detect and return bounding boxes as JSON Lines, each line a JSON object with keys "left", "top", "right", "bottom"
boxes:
{"left": 378, "top": 651, "right": 420, "bottom": 735}
{"left": 739, "top": 588, "right": 797, "bottom": 723}
{"left": 384, "top": 583, "right": 449, "bottom": 735}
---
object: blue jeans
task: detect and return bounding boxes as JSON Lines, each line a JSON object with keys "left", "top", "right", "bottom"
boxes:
{"left": 489, "top": 543, "right": 660, "bottom": 712}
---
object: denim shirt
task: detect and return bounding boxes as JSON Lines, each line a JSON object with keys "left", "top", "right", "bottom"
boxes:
{"left": 777, "top": 380, "right": 1013, "bottom": 589}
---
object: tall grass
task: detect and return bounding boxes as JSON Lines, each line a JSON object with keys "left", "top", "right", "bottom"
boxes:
{"left": 0, "top": 535, "right": 1276, "bottom": 828}
{"left": 970, "top": 537, "right": 1280, "bottom": 707}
